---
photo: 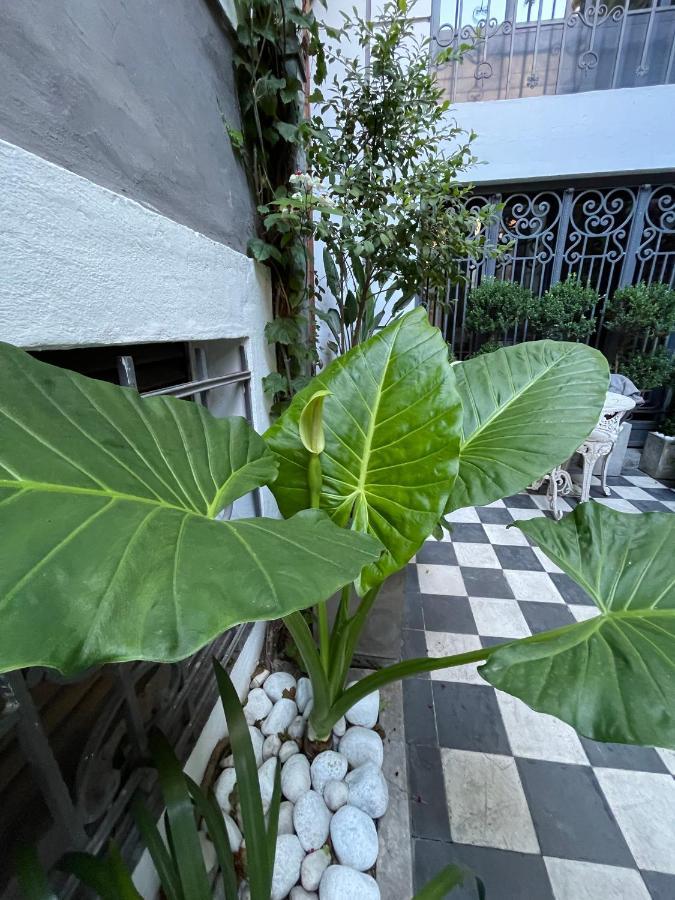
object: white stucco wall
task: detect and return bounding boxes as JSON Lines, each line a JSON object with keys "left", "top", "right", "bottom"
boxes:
{"left": 455, "top": 84, "right": 675, "bottom": 186}
{"left": 0, "top": 138, "right": 275, "bottom": 438}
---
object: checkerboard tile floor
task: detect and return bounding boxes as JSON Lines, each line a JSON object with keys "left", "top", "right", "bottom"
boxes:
{"left": 402, "top": 474, "right": 675, "bottom": 900}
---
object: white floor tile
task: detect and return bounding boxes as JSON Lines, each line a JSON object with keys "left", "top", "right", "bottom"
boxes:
{"left": 595, "top": 498, "right": 641, "bottom": 514}
{"left": 485, "top": 500, "right": 506, "bottom": 508}
{"left": 656, "top": 747, "right": 675, "bottom": 775}
{"left": 446, "top": 506, "right": 481, "bottom": 524}
{"left": 503, "top": 570, "right": 565, "bottom": 604}
{"left": 454, "top": 542, "right": 501, "bottom": 569}
{"left": 483, "top": 524, "right": 530, "bottom": 546}
{"left": 496, "top": 692, "right": 589, "bottom": 764}
{"left": 544, "top": 858, "right": 651, "bottom": 900}
{"left": 594, "top": 768, "right": 675, "bottom": 874}
{"left": 568, "top": 604, "right": 600, "bottom": 622}
{"left": 532, "top": 547, "right": 564, "bottom": 573}
{"left": 663, "top": 501, "right": 675, "bottom": 512}
{"left": 507, "top": 508, "right": 547, "bottom": 521}
{"left": 426, "top": 631, "right": 484, "bottom": 685}
{"left": 624, "top": 475, "right": 663, "bottom": 488}
{"left": 531, "top": 494, "right": 573, "bottom": 513}
{"left": 611, "top": 485, "right": 653, "bottom": 500}
{"left": 441, "top": 749, "right": 540, "bottom": 853}
{"left": 469, "top": 597, "right": 531, "bottom": 639}
{"left": 417, "top": 564, "right": 467, "bottom": 596}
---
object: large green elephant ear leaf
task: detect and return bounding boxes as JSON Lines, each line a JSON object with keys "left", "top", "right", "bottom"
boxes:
{"left": 0, "top": 344, "right": 381, "bottom": 675}
{"left": 265, "top": 307, "right": 462, "bottom": 592}
{"left": 448, "top": 341, "right": 609, "bottom": 511}
{"left": 481, "top": 503, "right": 675, "bottom": 749}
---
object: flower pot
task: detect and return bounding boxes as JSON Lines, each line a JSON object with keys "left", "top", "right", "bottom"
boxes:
{"left": 639, "top": 431, "right": 675, "bottom": 481}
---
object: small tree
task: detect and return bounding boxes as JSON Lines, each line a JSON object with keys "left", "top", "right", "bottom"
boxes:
{"left": 528, "top": 275, "right": 599, "bottom": 341}
{"left": 465, "top": 278, "right": 534, "bottom": 347}
{"left": 263, "top": 0, "right": 495, "bottom": 357}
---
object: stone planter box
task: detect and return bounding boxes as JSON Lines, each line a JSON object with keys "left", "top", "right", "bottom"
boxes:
{"left": 639, "top": 432, "right": 675, "bottom": 481}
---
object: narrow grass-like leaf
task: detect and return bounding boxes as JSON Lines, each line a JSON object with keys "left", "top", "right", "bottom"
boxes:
{"left": 448, "top": 341, "right": 608, "bottom": 511}
{"left": 482, "top": 503, "right": 675, "bottom": 748}
{"left": 412, "top": 864, "right": 483, "bottom": 899}
{"left": 132, "top": 797, "right": 182, "bottom": 900}
{"left": 61, "top": 843, "right": 142, "bottom": 900}
{"left": 150, "top": 732, "right": 211, "bottom": 900}
{"left": 213, "top": 660, "right": 272, "bottom": 899}
{"left": 15, "top": 847, "right": 57, "bottom": 900}
{"left": 186, "top": 776, "right": 238, "bottom": 900}
{"left": 265, "top": 759, "right": 283, "bottom": 876}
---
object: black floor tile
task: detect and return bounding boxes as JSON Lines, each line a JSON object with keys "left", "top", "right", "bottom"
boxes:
{"left": 640, "top": 870, "right": 675, "bottom": 900}
{"left": 448, "top": 524, "right": 490, "bottom": 544}
{"left": 517, "top": 759, "right": 635, "bottom": 867}
{"left": 402, "top": 629, "right": 429, "bottom": 678}
{"left": 519, "top": 601, "right": 576, "bottom": 634}
{"left": 408, "top": 744, "right": 451, "bottom": 841}
{"left": 413, "top": 840, "right": 554, "bottom": 900}
{"left": 406, "top": 562, "right": 421, "bottom": 595}
{"left": 417, "top": 542, "right": 458, "bottom": 566}
{"left": 476, "top": 506, "right": 514, "bottom": 524}
{"left": 504, "top": 494, "right": 539, "bottom": 509}
{"left": 605, "top": 476, "right": 633, "bottom": 485}
{"left": 403, "top": 677, "right": 437, "bottom": 746}
{"left": 632, "top": 499, "right": 671, "bottom": 513}
{"left": 644, "top": 488, "right": 675, "bottom": 501}
{"left": 481, "top": 635, "right": 514, "bottom": 648}
{"left": 460, "top": 567, "right": 515, "bottom": 599}
{"left": 549, "top": 573, "right": 595, "bottom": 605}
{"left": 404, "top": 592, "right": 425, "bottom": 630}
{"left": 493, "top": 545, "right": 544, "bottom": 571}
{"left": 422, "top": 595, "right": 477, "bottom": 633}
{"left": 433, "top": 681, "right": 511, "bottom": 755}
{"left": 579, "top": 737, "right": 670, "bottom": 774}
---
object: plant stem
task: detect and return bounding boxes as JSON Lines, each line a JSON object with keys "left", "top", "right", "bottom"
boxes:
{"left": 307, "top": 453, "right": 331, "bottom": 671}
{"left": 282, "top": 611, "right": 331, "bottom": 732}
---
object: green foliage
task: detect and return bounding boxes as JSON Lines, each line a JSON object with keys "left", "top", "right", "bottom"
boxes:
{"left": 482, "top": 503, "right": 675, "bottom": 748}
{"left": 604, "top": 281, "right": 675, "bottom": 338}
{"left": 465, "top": 278, "right": 534, "bottom": 339}
{"left": 660, "top": 415, "right": 675, "bottom": 436}
{"left": 412, "top": 864, "right": 485, "bottom": 899}
{"left": 528, "top": 275, "right": 599, "bottom": 341}
{"left": 0, "top": 343, "right": 381, "bottom": 675}
{"left": 17, "top": 663, "right": 279, "bottom": 900}
{"left": 227, "top": 0, "right": 325, "bottom": 408}
{"left": 616, "top": 347, "right": 675, "bottom": 391}
{"left": 448, "top": 341, "right": 609, "bottom": 511}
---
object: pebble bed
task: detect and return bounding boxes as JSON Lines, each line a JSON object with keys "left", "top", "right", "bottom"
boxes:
{"left": 208, "top": 669, "right": 388, "bottom": 900}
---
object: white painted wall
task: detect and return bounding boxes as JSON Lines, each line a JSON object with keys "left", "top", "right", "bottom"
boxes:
{"left": 456, "top": 84, "right": 675, "bottom": 186}
{"left": 0, "top": 138, "right": 275, "bottom": 473}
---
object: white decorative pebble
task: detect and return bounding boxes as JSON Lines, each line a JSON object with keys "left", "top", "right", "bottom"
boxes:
{"left": 244, "top": 688, "right": 273, "bottom": 725}
{"left": 238, "top": 880, "right": 251, "bottom": 900}
{"left": 296, "top": 677, "right": 313, "bottom": 714}
{"left": 278, "top": 800, "right": 295, "bottom": 835}
{"left": 258, "top": 758, "right": 278, "bottom": 813}
{"left": 339, "top": 726, "right": 384, "bottom": 769}
{"left": 279, "top": 740, "right": 300, "bottom": 764}
{"left": 319, "top": 865, "right": 380, "bottom": 900}
{"left": 301, "top": 847, "right": 331, "bottom": 892}
{"left": 293, "top": 790, "right": 331, "bottom": 852}
{"left": 214, "top": 767, "right": 237, "bottom": 814}
{"left": 263, "top": 734, "right": 282, "bottom": 760}
{"left": 271, "top": 834, "right": 304, "bottom": 900}
{"left": 222, "top": 813, "right": 242, "bottom": 852}
{"left": 323, "top": 779, "right": 349, "bottom": 812}
{"left": 291, "top": 888, "right": 317, "bottom": 900}
{"left": 302, "top": 698, "right": 314, "bottom": 721}
{"left": 344, "top": 681, "right": 380, "bottom": 729}
{"left": 249, "top": 726, "right": 264, "bottom": 768}
{"left": 251, "top": 668, "right": 270, "bottom": 688}
{"left": 220, "top": 753, "right": 234, "bottom": 769}
{"left": 281, "top": 753, "right": 311, "bottom": 803}
{"left": 262, "top": 698, "right": 298, "bottom": 736}
{"left": 264, "top": 672, "right": 297, "bottom": 702}
{"left": 198, "top": 832, "right": 216, "bottom": 873}
{"left": 310, "top": 751, "right": 348, "bottom": 795}
{"left": 329, "top": 805, "right": 379, "bottom": 871}
{"left": 332, "top": 716, "right": 346, "bottom": 738}
{"left": 345, "top": 761, "right": 389, "bottom": 818}
{"left": 288, "top": 715, "right": 306, "bottom": 740}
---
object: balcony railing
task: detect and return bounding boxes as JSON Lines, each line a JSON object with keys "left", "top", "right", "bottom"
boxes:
{"left": 431, "top": 0, "right": 675, "bottom": 102}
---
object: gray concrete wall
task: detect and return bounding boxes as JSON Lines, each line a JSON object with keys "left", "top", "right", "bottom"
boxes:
{"left": 0, "top": 0, "right": 255, "bottom": 253}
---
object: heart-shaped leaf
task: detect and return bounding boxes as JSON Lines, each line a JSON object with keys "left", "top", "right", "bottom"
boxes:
{"left": 448, "top": 341, "right": 609, "bottom": 511}
{"left": 0, "top": 343, "right": 381, "bottom": 674}
{"left": 265, "top": 308, "right": 462, "bottom": 591}
{"left": 481, "top": 503, "right": 675, "bottom": 749}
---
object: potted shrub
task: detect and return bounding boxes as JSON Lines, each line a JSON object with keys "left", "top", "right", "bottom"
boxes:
{"left": 527, "top": 274, "right": 598, "bottom": 341}
{"left": 465, "top": 278, "right": 534, "bottom": 351}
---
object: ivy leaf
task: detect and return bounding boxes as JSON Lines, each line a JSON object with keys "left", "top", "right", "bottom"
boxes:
{"left": 275, "top": 122, "right": 299, "bottom": 142}
{"left": 248, "top": 238, "right": 282, "bottom": 264}
{"left": 323, "top": 248, "right": 340, "bottom": 298}
{"left": 264, "top": 316, "right": 305, "bottom": 346}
